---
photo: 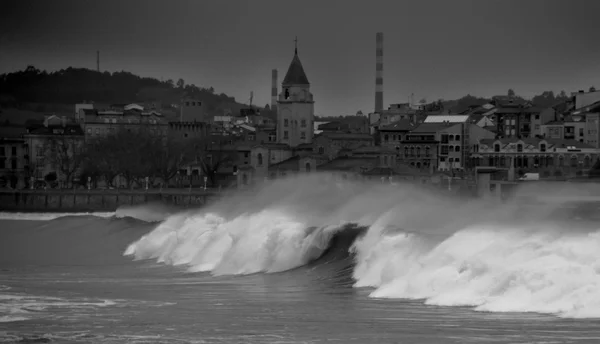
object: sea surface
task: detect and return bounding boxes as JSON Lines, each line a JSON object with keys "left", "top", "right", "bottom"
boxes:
{"left": 2, "top": 175, "right": 600, "bottom": 344}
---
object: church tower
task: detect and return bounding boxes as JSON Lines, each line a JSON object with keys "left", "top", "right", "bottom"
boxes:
{"left": 277, "top": 38, "right": 315, "bottom": 148}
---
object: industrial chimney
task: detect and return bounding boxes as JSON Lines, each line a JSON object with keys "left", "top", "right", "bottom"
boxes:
{"left": 271, "top": 69, "right": 278, "bottom": 113}
{"left": 375, "top": 32, "right": 384, "bottom": 113}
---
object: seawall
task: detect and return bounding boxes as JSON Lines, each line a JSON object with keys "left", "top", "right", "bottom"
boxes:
{"left": 0, "top": 189, "right": 222, "bottom": 212}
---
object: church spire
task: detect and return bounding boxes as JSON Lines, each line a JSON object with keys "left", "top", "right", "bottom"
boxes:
{"left": 282, "top": 36, "right": 309, "bottom": 85}
{"left": 294, "top": 36, "right": 298, "bottom": 55}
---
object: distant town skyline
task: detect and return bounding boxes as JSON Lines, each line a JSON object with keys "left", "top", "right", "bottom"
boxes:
{"left": 2, "top": 0, "right": 600, "bottom": 116}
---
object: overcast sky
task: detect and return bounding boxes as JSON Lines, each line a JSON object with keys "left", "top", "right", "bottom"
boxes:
{"left": 2, "top": 0, "right": 600, "bottom": 116}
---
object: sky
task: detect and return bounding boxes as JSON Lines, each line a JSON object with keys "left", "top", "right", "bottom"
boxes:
{"left": 1, "top": 0, "right": 600, "bottom": 116}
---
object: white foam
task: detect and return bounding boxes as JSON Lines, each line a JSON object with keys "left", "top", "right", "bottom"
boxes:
{"left": 124, "top": 173, "right": 600, "bottom": 319}
{"left": 0, "top": 212, "right": 115, "bottom": 221}
{"left": 351, "top": 223, "right": 600, "bottom": 319}
{"left": 0, "top": 290, "right": 119, "bottom": 322}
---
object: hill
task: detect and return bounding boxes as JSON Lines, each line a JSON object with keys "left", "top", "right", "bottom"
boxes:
{"left": 0, "top": 65, "right": 253, "bottom": 123}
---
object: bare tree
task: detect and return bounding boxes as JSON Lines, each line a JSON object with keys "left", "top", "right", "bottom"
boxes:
{"left": 44, "top": 134, "right": 86, "bottom": 188}
{"left": 186, "top": 136, "right": 237, "bottom": 186}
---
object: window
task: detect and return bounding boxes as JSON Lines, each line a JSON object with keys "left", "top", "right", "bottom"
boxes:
{"left": 301, "top": 119, "right": 307, "bottom": 128}
{"left": 11, "top": 146, "right": 17, "bottom": 155}
{"left": 535, "top": 114, "right": 540, "bottom": 120}
{"left": 441, "top": 146, "right": 449, "bottom": 155}
{"left": 455, "top": 146, "right": 460, "bottom": 152}
{"left": 517, "top": 144, "right": 523, "bottom": 152}
{"left": 95, "top": 129, "right": 100, "bottom": 135}
{"left": 384, "top": 134, "right": 389, "bottom": 142}
{"left": 540, "top": 143, "right": 546, "bottom": 152}
{"left": 494, "top": 144, "right": 500, "bottom": 152}
{"left": 425, "top": 146, "right": 430, "bottom": 157}
{"left": 416, "top": 147, "right": 421, "bottom": 157}
{"left": 300, "top": 131, "right": 306, "bottom": 139}
{"left": 305, "top": 162, "right": 311, "bottom": 172}
{"left": 248, "top": 134, "right": 255, "bottom": 141}
{"left": 0, "top": 160, "right": 4, "bottom": 169}
{"left": 186, "top": 102, "right": 190, "bottom": 106}
{"left": 86, "top": 128, "right": 92, "bottom": 134}
{"left": 455, "top": 135, "right": 460, "bottom": 141}
{"left": 580, "top": 128, "right": 584, "bottom": 136}
{"left": 404, "top": 146, "right": 409, "bottom": 157}
{"left": 244, "top": 152, "right": 249, "bottom": 158}
{"left": 0, "top": 146, "right": 4, "bottom": 156}
{"left": 284, "top": 119, "right": 289, "bottom": 127}
{"left": 284, "top": 131, "right": 289, "bottom": 139}
{"left": 449, "top": 146, "right": 454, "bottom": 152}
{"left": 257, "top": 153, "right": 263, "bottom": 165}
{"left": 11, "top": 159, "right": 16, "bottom": 169}
{"left": 441, "top": 134, "right": 449, "bottom": 144}
{"left": 410, "top": 147, "right": 415, "bottom": 157}
{"left": 318, "top": 146, "right": 325, "bottom": 154}
{"left": 284, "top": 88, "right": 290, "bottom": 99}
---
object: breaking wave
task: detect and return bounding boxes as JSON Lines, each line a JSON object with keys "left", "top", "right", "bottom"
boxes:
{"left": 124, "top": 173, "right": 600, "bottom": 319}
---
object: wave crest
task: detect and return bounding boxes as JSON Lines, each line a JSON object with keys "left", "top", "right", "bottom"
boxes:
{"left": 125, "top": 173, "right": 600, "bottom": 318}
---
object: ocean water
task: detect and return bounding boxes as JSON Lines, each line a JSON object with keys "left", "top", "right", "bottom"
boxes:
{"left": 3, "top": 174, "right": 600, "bottom": 343}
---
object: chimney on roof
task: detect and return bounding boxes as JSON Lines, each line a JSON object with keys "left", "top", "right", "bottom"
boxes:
{"left": 61, "top": 116, "right": 67, "bottom": 127}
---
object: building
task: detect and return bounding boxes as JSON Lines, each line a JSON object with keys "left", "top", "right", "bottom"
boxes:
{"left": 312, "top": 132, "right": 375, "bottom": 160}
{"left": 81, "top": 107, "right": 167, "bottom": 141}
{"left": 0, "top": 125, "right": 27, "bottom": 188}
{"left": 277, "top": 45, "right": 314, "bottom": 148}
{"left": 472, "top": 137, "right": 600, "bottom": 179}
{"left": 317, "top": 116, "right": 370, "bottom": 134}
{"left": 399, "top": 116, "right": 495, "bottom": 172}
{"left": 378, "top": 119, "right": 415, "bottom": 155}
{"left": 180, "top": 97, "right": 206, "bottom": 122}
{"left": 572, "top": 89, "right": 600, "bottom": 110}
{"left": 24, "top": 115, "right": 85, "bottom": 186}
{"left": 168, "top": 121, "right": 211, "bottom": 141}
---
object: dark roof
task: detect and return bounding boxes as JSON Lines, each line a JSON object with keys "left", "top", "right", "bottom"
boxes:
{"left": 523, "top": 107, "right": 544, "bottom": 113}
{"left": 27, "top": 124, "right": 84, "bottom": 136}
{"left": 411, "top": 122, "right": 457, "bottom": 133}
{"left": 495, "top": 107, "right": 523, "bottom": 114}
{"left": 318, "top": 157, "right": 377, "bottom": 172}
{"left": 379, "top": 119, "right": 415, "bottom": 131}
{"left": 253, "top": 143, "right": 291, "bottom": 150}
{"left": 0, "top": 125, "right": 27, "bottom": 139}
{"left": 282, "top": 51, "right": 310, "bottom": 85}
{"left": 269, "top": 155, "right": 301, "bottom": 171}
{"left": 319, "top": 132, "right": 374, "bottom": 140}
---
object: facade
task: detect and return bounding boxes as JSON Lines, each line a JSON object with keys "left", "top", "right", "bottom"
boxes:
{"left": 379, "top": 119, "right": 415, "bottom": 155}
{"left": 585, "top": 113, "right": 600, "bottom": 148}
{"left": 473, "top": 138, "right": 600, "bottom": 178}
{"left": 312, "top": 132, "right": 374, "bottom": 160}
{"left": 0, "top": 125, "right": 27, "bottom": 188}
{"left": 81, "top": 108, "right": 167, "bottom": 141}
{"left": 180, "top": 97, "right": 206, "bottom": 122}
{"left": 168, "top": 121, "right": 211, "bottom": 141}
{"left": 24, "top": 115, "right": 85, "bottom": 185}
{"left": 277, "top": 46, "right": 314, "bottom": 148}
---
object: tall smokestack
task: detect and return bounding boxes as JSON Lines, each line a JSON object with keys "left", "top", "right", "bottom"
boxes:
{"left": 271, "top": 69, "right": 278, "bottom": 112}
{"left": 97, "top": 51, "right": 100, "bottom": 72}
{"left": 375, "top": 32, "right": 384, "bottom": 112}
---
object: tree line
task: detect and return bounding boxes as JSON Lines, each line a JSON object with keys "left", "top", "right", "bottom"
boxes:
{"left": 39, "top": 130, "right": 238, "bottom": 189}
{"left": 0, "top": 66, "right": 238, "bottom": 114}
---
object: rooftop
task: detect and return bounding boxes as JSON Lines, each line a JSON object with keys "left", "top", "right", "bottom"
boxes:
{"left": 282, "top": 49, "right": 310, "bottom": 85}
{"left": 424, "top": 115, "right": 469, "bottom": 123}
{"left": 378, "top": 119, "right": 415, "bottom": 131}
{"left": 411, "top": 122, "right": 458, "bottom": 133}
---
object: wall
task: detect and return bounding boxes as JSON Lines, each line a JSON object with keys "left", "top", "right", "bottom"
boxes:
{"left": 0, "top": 190, "right": 221, "bottom": 212}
